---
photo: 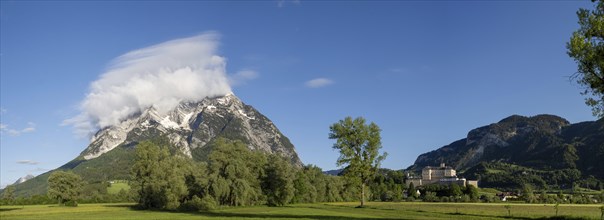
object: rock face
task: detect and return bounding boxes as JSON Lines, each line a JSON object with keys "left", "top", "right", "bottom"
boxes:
{"left": 408, "top": 114, "right": 604, "bottom": 179}
{"left": 81, "top": 93, "right": 302, "bottom": 165}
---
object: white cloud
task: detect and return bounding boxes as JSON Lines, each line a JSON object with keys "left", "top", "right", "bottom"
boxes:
{"left": 22, "top": 122, "right": 36, "bottom": 133}
{"left": 229, "top": 70, "right": 259, "bottom": 86}
{"left": 7, "top": 129, "right": 20, "bottom": 136}
{"left": 0, "top": 122, "right": 36, "bottom": 136}
{"left": 63, "top": 32, "right": 241, "bottom": 137}
{"left": 16, "top": 160, "right": 39, "bottom": 165}
{"left": 21, "top": 127, "right": 35, "bottom": 132}
{"left": 305, "top": 78, "right": 334, "bottom": 88}
{"left": 277, "top": 0, "right": 300, "bottom": 8}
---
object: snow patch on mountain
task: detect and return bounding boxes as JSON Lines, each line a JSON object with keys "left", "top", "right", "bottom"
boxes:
{"left": 13, "top": 174, "right": 35, "bottom": 185}
{"left": 238, "top": 109, "right": 255, "bottom": 120}
{"left": 160, "top": 116, "right": 180, "bottom": 129}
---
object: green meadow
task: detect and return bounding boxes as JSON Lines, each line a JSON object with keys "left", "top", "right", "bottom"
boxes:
{"left": 106, "top": 181, "right": 130, "bottom": 195}
{"left": 1, "top": 202, "right": 602, "bottom": 220}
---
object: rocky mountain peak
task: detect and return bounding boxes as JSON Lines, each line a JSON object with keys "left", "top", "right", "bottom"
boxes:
{"left": 80, "top": 93, "right": 302, "bottom": 166}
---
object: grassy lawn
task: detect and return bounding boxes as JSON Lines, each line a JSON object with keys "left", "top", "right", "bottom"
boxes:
{"left": 106, "top": 181, "right": 130, "bottom": 195}
{"left": 1, "top": 202, "right": 602, "bottom": 220}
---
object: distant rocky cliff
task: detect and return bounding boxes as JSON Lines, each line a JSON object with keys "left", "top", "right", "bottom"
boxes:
{"left": 408, "top": 115, "right": 604, "bottom": 181}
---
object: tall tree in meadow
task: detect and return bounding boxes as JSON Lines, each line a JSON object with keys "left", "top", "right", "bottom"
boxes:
{"left": 567, "top": 0, "right": 604, "bottom": 118}
{"left": 47, "top": 171, "right": 83, "bottom": 206}
{"left": 329, "top": 116, "right": 387, "bottom": 207}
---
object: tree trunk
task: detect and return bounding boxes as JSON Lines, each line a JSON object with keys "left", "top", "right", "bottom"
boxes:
{"left": 361, "top": 182, "right": 365, "bottom": 207}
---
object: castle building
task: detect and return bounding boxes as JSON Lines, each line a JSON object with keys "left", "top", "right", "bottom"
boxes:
{"left": 407, "top": 163, "right": 478, "bottom": 188}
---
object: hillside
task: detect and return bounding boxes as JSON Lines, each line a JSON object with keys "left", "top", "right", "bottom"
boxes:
{"left": 407, "top": 114, "right": 604, "bottom": 190}
{"left": 11, "top": 94, "right": 302, "bottom": 196}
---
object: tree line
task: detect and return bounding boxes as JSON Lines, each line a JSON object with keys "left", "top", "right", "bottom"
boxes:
{"left": 130, "top": 137, "right": 378, "bottom": 211}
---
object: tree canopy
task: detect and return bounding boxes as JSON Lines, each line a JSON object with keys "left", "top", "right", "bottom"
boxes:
{"left": 262, "top": 155, "right": 295, "bottom": 206}
{"left": 47, "top": 171, "right": 83, "bottom": 206}
{"left": 567, "top": 0, "right": 604, "bottom": 118}
{"left": 130, "top": 141, "right": 188, "bottom": 210}
{"left": 329, "top": 116, "right": 387, "bottom": 207}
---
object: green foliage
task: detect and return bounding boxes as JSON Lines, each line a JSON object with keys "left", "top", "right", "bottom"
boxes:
{"left": 179, "top": 195, "right": 216, "bottom": 211}
{"left": 262, "top": 155, "right": 295, "bottom": 206}
{"left": 329, "top": 116, "right": 387, "bottom": 207}
{"left": 408, "top": 182, "right": 417, "bottom": 199}
{"left": 449, "top": 184, "right": 462, "bottom": 197}
{"left": 368, "top": 169, "right": 406, "bottom": 202}
{"left": 130, "top": 141, "right": 188, "bottom": 210}
{"left": 418, "top": 184, "right": 481, "bottom": 202}
{"left": 567, "top": 0, "right": 604, "bottom": 118}
{"left": 1, "top": 185, "right": 15, "bottom": 205}
{"left": 465, "top": 161, "right": 583, "bottom": 191}
{"left": 465, "top": 184, "right": 479, "bottom": 201}
{"left": 207, "top": 138, "right": 266, "bottom": 206}
{"left": 562, "top": 144, "right": 580, "bottom": 169}
{"left": 107, "top": 181, "right": 130, "bottom": 195}
{"left": 325, "top": 176, "right": 344, "bottom": 202}
{"left": 292, "top": 169, "right": 313, "bottom": 203}
{"left": 423, "top": 191, "right": 438, "bottom": 202}
{"left": 522, "top": 184, "right": 536, "bottom": 203}
{"left": 47, "top": 171, "right": 83, "bottom": 206}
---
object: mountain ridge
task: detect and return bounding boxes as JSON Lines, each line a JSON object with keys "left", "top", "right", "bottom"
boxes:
{"left": 407, "top": 114, "right": 604, "bottom": 189}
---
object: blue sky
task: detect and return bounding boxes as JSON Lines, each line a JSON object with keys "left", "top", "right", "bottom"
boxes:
{"left": 0, "top": 1, "right": 597, "bottom": 187}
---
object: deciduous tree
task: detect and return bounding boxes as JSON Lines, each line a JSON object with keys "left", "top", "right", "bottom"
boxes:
{"left": 1, "top": 185, "right": 15, "bottom": 205}
{"left": 130, "top": 141, "right": 188, "bottom": 210}
{"left": 329, "top": 116, "right": 387, "bottom": 207}
{"left": 207, "top": 138, "right": 266, "bottom": 206}
{"left": 567, "top": 0, "right": 604, "bottom": 118}
{"left": 47, "top": 171, "right": 83, "bottom": 206}
{"left": 262, "top": 155, "right": 295, "bottom": 206}
{"left": 408, "top": 182, "right": 418, "bottom": 199}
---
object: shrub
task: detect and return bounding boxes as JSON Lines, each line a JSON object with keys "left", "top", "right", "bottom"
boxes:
{"left": 423, "top": 191, "right": 438, "bottom": 202}
{"left": 380, "top": 191, "right": 394, "bottom": 202}
{"left": 459, "top": 195, "right": 470, "bottom": 203}
{"left": 64, "top": 200, "right": 78, "bottom": 207}
{"left": 179, "top": 195, "right": 217, "bottom": 212}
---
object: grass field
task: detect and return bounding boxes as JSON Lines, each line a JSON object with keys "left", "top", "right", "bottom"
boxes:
{"left": 1, "top": 202, "right": 602, "bottom": 220}
{"left": 106, "top": 181, "right": 130, "bottom": 195}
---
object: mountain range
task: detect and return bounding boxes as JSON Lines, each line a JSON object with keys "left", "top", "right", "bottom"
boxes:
{"left": 9, "top": 106, "right": 603, "bottom": 195}
{"left": 11, "top": 94, "right": 302, "bottom": 196}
